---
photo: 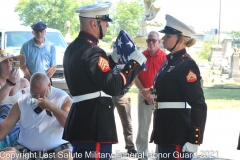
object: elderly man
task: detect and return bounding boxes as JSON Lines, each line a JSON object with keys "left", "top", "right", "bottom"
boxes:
{"left": 134, "top": 31, "right": 166, "bottom": 159}
{"left": 20, "top": 21, "right": 56, "bottom": 81}
{"left": 63, "top": 2, "right": 146, "bottom": 160}
{"left": 0, "top": 73, "right": 72, "bottom": 160}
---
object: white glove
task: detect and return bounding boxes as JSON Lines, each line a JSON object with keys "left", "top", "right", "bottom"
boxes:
{"left": 110, "top": 48, "right": 121, "bottom": 63}
{"left": 182, "top": 142, "right": 198, "bottom": 153}
{"left": 129, "top": 50, "right": 147, "bottom": 65}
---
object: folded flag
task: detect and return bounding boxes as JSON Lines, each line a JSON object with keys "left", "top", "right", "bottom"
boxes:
{"left": 116, "top": 30, "right": 147, "bottom": 70}
{"left": 116, "top": 30, "right": 135, "bottom": 64}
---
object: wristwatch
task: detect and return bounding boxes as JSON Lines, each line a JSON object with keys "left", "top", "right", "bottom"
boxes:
{"left": 6, "top": 79, "right": 16, "bottom": 86}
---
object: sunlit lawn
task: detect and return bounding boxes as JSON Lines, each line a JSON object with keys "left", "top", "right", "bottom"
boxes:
{"left": 129, "top": 87, "right": 240, "bottom": 110}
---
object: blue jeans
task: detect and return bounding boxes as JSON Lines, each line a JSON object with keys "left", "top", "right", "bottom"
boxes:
{"left": 0, "top": 104, "right": 20, "bottom": 149}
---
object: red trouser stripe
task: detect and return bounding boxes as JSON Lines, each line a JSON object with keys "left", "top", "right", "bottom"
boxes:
{"left": 175, "top": 145, "right": 181, "bottom": 160}
{"left": 95, "top": 142, "right": 100, "bottom": 160}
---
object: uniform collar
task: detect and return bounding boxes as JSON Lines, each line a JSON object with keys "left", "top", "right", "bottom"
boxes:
{"left": 78, "top": 31, "right": 99, "bottom": 45}
{"left": 167, "top": 48, "right": 186, "bottom": 60}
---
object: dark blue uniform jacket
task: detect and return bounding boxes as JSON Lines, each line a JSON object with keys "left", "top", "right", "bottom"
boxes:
{"left": 63, "top": 31, "right": 142, "bottom": 143}
{"left": 150, "top": 49, "right": 207, "bottom": 146}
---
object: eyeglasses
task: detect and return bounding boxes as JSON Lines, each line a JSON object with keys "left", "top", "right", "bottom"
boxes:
{"left": 30, "top": 88, "right": 46, "bottom": 98}
{"left": 146, "top": 39, "right": 159, "bottom": 43}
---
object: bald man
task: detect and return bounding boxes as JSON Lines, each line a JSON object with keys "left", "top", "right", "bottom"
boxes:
{"left": 0, "top": 73, "right": 72, "bottom": 160}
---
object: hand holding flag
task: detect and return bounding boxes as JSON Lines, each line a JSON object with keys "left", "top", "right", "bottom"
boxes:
{"left": 116, "top": 30, "right": 146, "bottom": 70}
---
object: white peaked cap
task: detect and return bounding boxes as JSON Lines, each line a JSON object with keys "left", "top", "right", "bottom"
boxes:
{"left": 159, "top": 14, "right": 196, "bottom": 37}
{"left": 76, "top": 2, "right": 112, "bottom": 22}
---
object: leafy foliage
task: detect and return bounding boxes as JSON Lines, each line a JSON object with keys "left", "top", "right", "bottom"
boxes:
{"left": 226, "top": 31, "right": 240, "bottom": 48}
{"left": 104, "top": 1, "right": 144, "bottom": 42}
{"left": 196, "top": 40, "right": 216, "bottom": 60}
{"left": 15, "top": 0, "right": 144, "bottom": 43}
{"left": 15, "top": 0, "right": 95, "bottom": 36}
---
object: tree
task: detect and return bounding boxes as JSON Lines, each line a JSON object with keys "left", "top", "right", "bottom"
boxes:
{"left": 15, "top": 0, "right": 95, "bottom": 36}
{"left": 196, "top": 40, "right": 216, "bottom": 60}
{"left": 15, "top": 0, "right": 144, "bottom": 43}
{"left": 104, "top": 1, "right": 144, "bottom": 42}
{"left": 226, "top": 31, "right": 240, "bottom": 48}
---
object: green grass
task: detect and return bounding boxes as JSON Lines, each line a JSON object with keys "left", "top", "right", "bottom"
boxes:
{"left": 203, "top": 88, "right": 240, "bottom": 100}
{"left": 203, "top": 88, "right": 240, "bottom": 109}
{"left": 129, "top": 87, "right": 240, "bottom": 110}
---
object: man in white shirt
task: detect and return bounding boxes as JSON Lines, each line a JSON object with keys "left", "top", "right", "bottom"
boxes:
{"left": 0, "top": 73, "right": 72, "bottom": 160}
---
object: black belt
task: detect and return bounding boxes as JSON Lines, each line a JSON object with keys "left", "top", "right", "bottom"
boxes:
{"left": 118, "top": 90, "right": 128, "bottom": 95}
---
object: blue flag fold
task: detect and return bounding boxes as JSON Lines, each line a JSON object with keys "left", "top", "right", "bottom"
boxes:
{"left": 116, "top": 30, "right": 135, "bottom": 64}
{"left": 116, "top": 30, "right": 146, "bottom": 70}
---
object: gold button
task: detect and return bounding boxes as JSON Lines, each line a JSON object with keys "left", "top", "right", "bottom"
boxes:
{"left": 195, "top": 141, "right": 198, "bottom": 143}
{"left": 109, "top": 106, "right": 111, "bottom": 108}
{"left": 195, "top": 135, "right": 198, "bottom": 137}
{"left": 196, "top": 128, "right": 198, "bottom": 131}
{"left": 129, "top": 65, "right": 131, "bottom": 68}
{"left": 126, "top": 71, "right": 128, "bottom": 73}
{"left": 134, "top": 61, "right": 136, "bottom": 64}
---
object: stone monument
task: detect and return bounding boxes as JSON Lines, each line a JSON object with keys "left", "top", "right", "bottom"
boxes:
{"left": 222, "top": 37, "right": 233, "bottom": 68}
{"left": 210, "top": 44, "right": 223, "bottom": 70}
{"left": 229, "top": 47, "right": 240, "bottom": 82}
{"left": 220, "top": 38, "right": 233, "bottom": 76}
{"left": 209, "top": 44, "right": 223, "bottom": 82}
{"left": 65, "top": 21, "right": 73, "bottom": 44}
{"left": 134, "top": 0, "right": 164, "bottom": 51}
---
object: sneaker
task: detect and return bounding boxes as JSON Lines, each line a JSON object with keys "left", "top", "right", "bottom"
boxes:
{"left": 127, "top": 149, "right": 137, "bottom": 154}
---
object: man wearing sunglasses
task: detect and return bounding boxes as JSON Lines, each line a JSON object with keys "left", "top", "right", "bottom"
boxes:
{"left": 63, "top": 2, "right": 147, "bottom": 159}
{"left": 0, "top": 73, "right": 72, "bottom": 159}
{"left": 134, "top": 31, "right": 166, "bottom": 159}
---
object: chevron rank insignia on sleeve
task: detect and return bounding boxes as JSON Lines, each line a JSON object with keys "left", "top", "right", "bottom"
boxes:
{"left": 186, "top": 70, "right": 197, "bottom": 82}
{"left": 98, "top": 56, "right": 111, "bottom": 72}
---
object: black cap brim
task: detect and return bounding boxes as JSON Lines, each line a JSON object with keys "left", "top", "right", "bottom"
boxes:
{"left": 98, "top": 14, "right": 112, "bottom": 22}
{"left": 103, "top": 17, "right": 112, "bottom": 22}
{"left": 159, "top": 26, "right": 182, "bottom": 35}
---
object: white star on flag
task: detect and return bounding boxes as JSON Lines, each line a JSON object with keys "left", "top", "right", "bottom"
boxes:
{"left": 126, "top": 41, "right": 133, "bottom": 48}
{"left": 117, "top": 37, "right": 122, "bottom": 48}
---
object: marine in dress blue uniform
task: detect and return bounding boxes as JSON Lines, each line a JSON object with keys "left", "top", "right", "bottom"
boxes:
{"left": 62, "top": 2, "right": 146, "bottom": 160}
{"left": 150, "top": 14, "right": 207, "bottom": 160}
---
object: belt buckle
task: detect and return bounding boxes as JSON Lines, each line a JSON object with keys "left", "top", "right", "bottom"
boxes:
{"left": 154, "top": 102, "right": 159, "bottom": 109}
